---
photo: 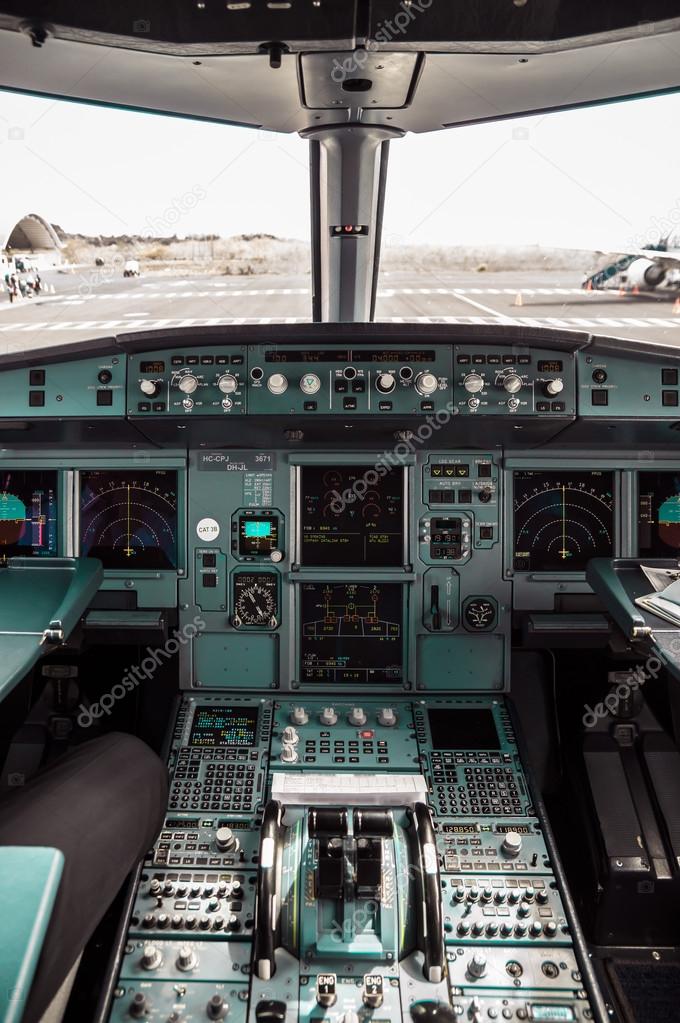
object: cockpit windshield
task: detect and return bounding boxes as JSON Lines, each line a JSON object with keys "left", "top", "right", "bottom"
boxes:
{"left": 2, "top": 87, "right": 680, "bottom": 350}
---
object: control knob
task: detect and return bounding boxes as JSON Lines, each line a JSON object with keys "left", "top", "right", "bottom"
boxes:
{"left": 503, "top": 373, "right": 523, "bottom": 394}
{"left": 217, "top": 373, "right": 238, "bottom": 394}
{"left": 376, "top": 372, "right": 396, "bottom": 394}
{"left": 176, "top": 945, "right": 198, "bottom": 971}
{"left": 544, "top": 378, "right": 564, "bottom": 396}
{"left": 290, "top": 706, "right": 308, "bottom": 725}
{"left": 206, "top": 994, "right": 229, "bottom": 1020}
{"left": 319, "top": 707, "right": 338, "bottom": 726}
{"left": 141, "top": 944, "right": 162, "bottom": 971}
{"left": 415, "top": 372, "right": 439, "bottom": 396}
{"left": 348, "top": 707, "right": 367, "bottom": 726}
{"left": 501, "top": 831, "right": 522, "bottom": 857}
{"left": 281, "top": 726, "right": 299, "bottom": 745}
{"left": 300, "top": 373, "right": 321, "bottom": 395}
{"left": 129, "top": 993, "right": 151, "bottom": 1019}
{"left": 230, "top": 881, "right": 243, "bottom": 899}
{"left": 215, "top": 826, "right": 238, "bottom": 853}
{"left": 267, "top": 373, "right": 288, "bottom": 395}
{"left": 467, "top": 952, "right": 487, "bottom": 979}
{"left": 280, "top": 743, "right": 298, "bottom": 763}
{"left": 140, "top": 379, "right": 160, "bottom": 397}
{"left": 463, "top": 373, "right": 484, "bottom": 394}
{"left": 178, "top": 373, "right": 198, "bottom": 394}
{"left": 255, "top": 1001, "right": 287, "bottom": 1023}
{"left": 377, "top": 707, "right": 397, "bottom": 727}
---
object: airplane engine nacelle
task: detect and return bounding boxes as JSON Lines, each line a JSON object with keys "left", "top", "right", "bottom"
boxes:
{"left": 625, "top": 257, "right": 667, "bottom": 289}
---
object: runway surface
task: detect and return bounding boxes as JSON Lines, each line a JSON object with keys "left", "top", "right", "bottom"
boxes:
{"left": 2, "top": 268, "right": 680, "bottom": 351}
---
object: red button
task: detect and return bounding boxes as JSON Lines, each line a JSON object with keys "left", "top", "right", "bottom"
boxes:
{"left": 359, "top": 730, "right": 374, "bottom": 739}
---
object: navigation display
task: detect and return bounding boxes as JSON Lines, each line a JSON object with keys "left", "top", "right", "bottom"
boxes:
{"left": 299, "top": 582, "right": 404, "bottom": 683}
{"left": 300, "top": 465, "right": 404, "bottom": 566}
{"left": 428, "top": 708, "right": 499, "bottom": 750}
{"left": 638, "top": 471, "right": 680, "bottom": 556}
{"left": 0, "top": 470, "right": 58, "bottom": 565}
{"left": 189, "top": 705, "right": 259, "bottom": 747}
{"left": 513, "top": 470, "right": 614, "bottom": 572}
{"left": 80, "top": 470, "right": 178, "bottom": 570}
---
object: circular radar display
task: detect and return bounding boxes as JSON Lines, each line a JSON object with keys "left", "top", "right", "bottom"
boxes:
{"left": 80, "top": 470, "right": 178, "bottom": 570}
{"left": 513, "top": 470, "right": 614, "bottom": 572}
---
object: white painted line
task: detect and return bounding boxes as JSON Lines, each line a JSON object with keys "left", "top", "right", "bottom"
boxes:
{"left": 450, "top": 290, "right": 518, "bottom": 322}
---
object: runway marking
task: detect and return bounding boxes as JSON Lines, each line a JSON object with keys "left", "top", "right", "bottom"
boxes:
{"left": 447, "top": 290, "right": 517, "bottom": 322}
{"left": 4, "top": 314, "right": 680, "bottom": 333}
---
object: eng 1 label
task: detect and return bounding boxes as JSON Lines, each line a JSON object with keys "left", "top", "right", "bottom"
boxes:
{"left": 196, "top": 517, "right": 220, "bottom": 541}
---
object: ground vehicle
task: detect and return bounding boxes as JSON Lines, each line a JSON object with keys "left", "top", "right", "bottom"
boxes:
{"left": 1, "top": 5, "right": 680, "bottom": 1023}
{"left": 123, "top": 259, "right": 140, "bottom": 278}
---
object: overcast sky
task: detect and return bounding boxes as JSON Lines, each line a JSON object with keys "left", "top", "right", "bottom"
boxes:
{"left": 0, "top": 87, "right": 678, "bottom": 250}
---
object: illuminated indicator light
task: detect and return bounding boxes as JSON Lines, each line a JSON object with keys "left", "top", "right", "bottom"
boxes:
{"left": 359, "top": 730, "right": 374, "bottom": 739}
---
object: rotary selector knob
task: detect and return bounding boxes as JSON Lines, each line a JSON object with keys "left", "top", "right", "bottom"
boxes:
{"left": 467, "top": 952, "right": 487, "bottom": 979}
{"left": 348, "top": 707, "right": 367, "bottom": 726}
{"left": 290, "top": 706, "right": 308, "bottom": 725}
{"left": 206, "top": 994, "right": 229, "bottom": 1020}
{"left": 178, "top": 373, "right": 198, "bottom": 394}
{"left": 281, "top": 726, "right": 299, "bottom": 745}
{"left": 319, "top": 707, "right": 338, "bottom": 726}
{"left": 300, "top": 373, "right": 321, "bottom": 395}
{"left": 141, "top": 944, "right": 162, "bottom": 971}
{"left": 280, "top": 743, "right": 298, "bottom": 763}
{"left": 501, "top": 831, "right": 522, "bottom": 857}
{"left": 377, "top": 707, "right": 397, "bottom": 727}
{"left": 218, "top": 373, "right": 238, "bottom": 394}
{"left": 376, "top": 372, "right": 396, "bottom": 394}
{"left": 176, "top": 945, "right": 198, "bottom": 971}
{"left": 463, "top": 373, "right": 484, "bottom": 394}
{"left": 140, "top": 379, "right": 159, "bottom": 397}
{"left": 267, "top": 373, "right": 288, "bottom": 395}
{"left": 503, "top": 373, "right": 523, "bottom": 394}
{"left": 415, "top": 372, "right": 439, "bottom": 396}
{"left": 545, "top": 377, "right": 564, "bottom": 396}
{"left": 215, "top": 826, "right": 238, "bottom": 853}
{"left": 129, "top": 994, "right": 151, "bottom": 1019}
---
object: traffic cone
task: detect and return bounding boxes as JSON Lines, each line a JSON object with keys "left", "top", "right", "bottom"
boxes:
{"left": 673, "top": 297, "right": 680, "bottom": 315}
{"left": 632, "top": 286, "right": 640, "bottom": 296}
{"left": 585, "top": 279, "right": 593, "bottom": 292}
{"left": 513, "top": 291, "right": 523, "bottom": 307}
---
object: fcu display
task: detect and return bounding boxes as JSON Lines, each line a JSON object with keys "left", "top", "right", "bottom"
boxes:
{"left": 638, "top": 471, "right": 680, "bottom": 556}
{"left": 299, "top": 582, "right": 404, "bottom": 682}
{"left": 80, "top": 469, "right": 178, "bottom": 570}
{"left": 300, "top": 465, "right": 404, "bottom": 566}
{"left": 0, "top": 470, "right": 58, "bottom": 564}
{"left": 513, "top": 470, "right": 614, "bottom": 571}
